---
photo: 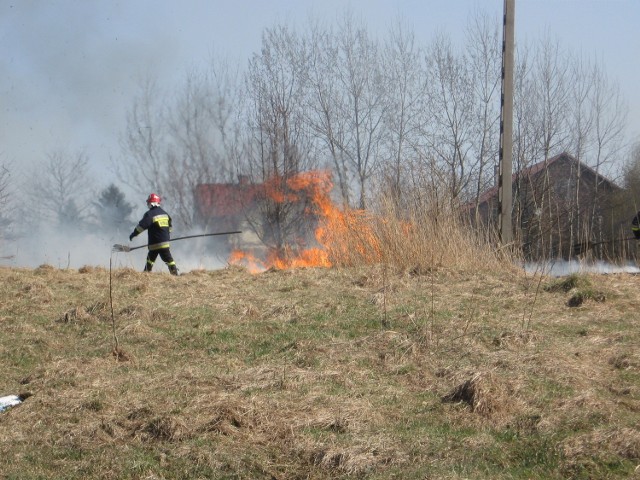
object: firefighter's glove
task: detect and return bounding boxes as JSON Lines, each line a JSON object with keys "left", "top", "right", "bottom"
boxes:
{"left": 129, "top": 233, "right": 135, "bottom": 241}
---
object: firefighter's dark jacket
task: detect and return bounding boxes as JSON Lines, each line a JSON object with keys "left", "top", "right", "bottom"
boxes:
{"left": 131, "top": 206, "right": 172, "bottom": 250}
{"left": 633, "top": 211, "right": 640, "bottom": 239}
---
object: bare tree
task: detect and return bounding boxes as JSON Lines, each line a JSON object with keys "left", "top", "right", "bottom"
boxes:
{"left": 334, "top": 14, "right": 388, "bottom": 209}
{"left": 585, "top": 66, "right": 628, "bottom": 238}
{"left": 555, "top": 55, "right": 596, "bottom": 250}
{"left": 521, "top": 38, "right": 571, "bottom": 256}
{"left": 532, "top": 37, "right": 571, "bottom": 160}
{"left": 304, "top": 21, "right": 353, "bottom": 207}
{"left": 508, "top": 37, "right": 629, "bottom": 258}
{"left": 588, "top": 68, "right": 627, "bottom": 177}
{"left": 118, "top": 78, "right": 168, "bottom": 193}
{"left": 377, "top": 19, "right": 427, "bottom": 208}
{"left": 562, "top": 55, "right": 626, "bottom": 249}
{"left": 421, "top": 33, "right": 476, "bottom": 204}
{"left": 304, "top": 14, "right": 387, "bottom": 210}
{"left": 117, "top": 57, "right": 243, "bottom": 230}
{"left": 243, "top": 25, "right": 318, "bottom": 255}
{"left": 24, "top": 149, "right": 93, "bottom": 228}
{"left": 465, "top": 9, "right": 502, "bottom": 208}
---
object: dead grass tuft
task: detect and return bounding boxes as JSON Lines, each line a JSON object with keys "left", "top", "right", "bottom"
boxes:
{"left": 303, "top": 409, "right": 353, "bottom": 434}
{"left": 118, "top": 305, "right": 143, "bottom": 317}
{"left": 36, "top": 264, "right": 55, "bottom": 272}
{"left": 127, "top": 406, "right": 153, "bottom": 420}
{"left": 199, "top": 401, "right": 254, "bottom": 436}
{"left": 18, "top": 280, "right": 53, "bottom": 302}
{"left": 544, "top": 273, "right": 588, "bottom": 293}
{"left": 59, "top": 306, "right": 91, "bottom": 323}
{"left": 544, "top": 273, "right": 607, "bottom": 307}
{"left": 78, "top": 265, "right": 104, "bottom": 274}
{"left": 240, "top": 303, "right": 261, "bottom": 319}
{"left": 113, "top": 267, "right": 140, "bottom": 278}
{"left": 86, "top": 301, "right": 109, "bottom": 316}
{"left": 561, "top": 427, "right": 640, "bottom": 472}
{"left": 567, "top": 289, "right": 606, "bottom": 307}
{"left": 112, "top": 346, "right": 132, "bottom": 362}
{"left": 308, "top": 444, "right": 394, "bottom": 475}
{"left": 223, "top": 264, "right": 253, "bottom": 277}
{"left": 442, "top": 371, "right": 512, "bottom": 417}
{"left": 609, "top": 353, "right": 632, "bottom": 370}
{"left": 492, "top": 329, "right": 539, "bottom": 348}
{"left": 137, "top": 415, "right": 189, "bottom": 442}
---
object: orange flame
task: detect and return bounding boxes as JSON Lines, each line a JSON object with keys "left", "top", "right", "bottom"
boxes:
{"left": 228, "top": 249, "right": 268, "bottom": 274}
{"left": 229, "top": 170, "right": 381, "bottom": 272}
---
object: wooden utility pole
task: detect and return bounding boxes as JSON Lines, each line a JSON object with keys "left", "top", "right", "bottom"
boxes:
{"left": 498, "top": 0, "right": 515, "bottom": 244}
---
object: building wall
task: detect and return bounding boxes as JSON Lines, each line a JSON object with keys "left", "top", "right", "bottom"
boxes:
{"left": 473, "top": 154, "right": 625, "bottom": 260}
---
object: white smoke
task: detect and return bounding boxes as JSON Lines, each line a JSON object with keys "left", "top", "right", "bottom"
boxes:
{"left": 0, "top": 226, "right": 232, "bottom": 273}
{"left": 525, "top": 259, "right": 640, "bottom": 277}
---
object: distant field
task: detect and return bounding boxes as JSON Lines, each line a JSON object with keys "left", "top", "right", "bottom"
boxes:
{"left": 1, "top": 264, "right": 639, "bottom": 479}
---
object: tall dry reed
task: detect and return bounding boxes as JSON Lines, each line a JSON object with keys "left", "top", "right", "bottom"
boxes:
{"left": 321, "top": 190, "right": 517, "bottom": 272}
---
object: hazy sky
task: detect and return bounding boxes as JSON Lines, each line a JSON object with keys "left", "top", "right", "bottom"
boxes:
{"left": 2, "top": 0, "right": 639, "bottom": 191}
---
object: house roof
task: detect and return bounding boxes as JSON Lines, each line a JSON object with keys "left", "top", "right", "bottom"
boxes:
{"left": 474, "top": 152, "right": 619, "bottom": 206}
{"left": 194, "top": 182, "right": 260, "bottom": 217}
{"left": 195, "top": 171, "right": 333, "bottom": 220}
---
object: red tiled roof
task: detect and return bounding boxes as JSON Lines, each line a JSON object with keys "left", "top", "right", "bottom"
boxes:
{"left": 195, "top": 183, "right": 261, "bottom": 217}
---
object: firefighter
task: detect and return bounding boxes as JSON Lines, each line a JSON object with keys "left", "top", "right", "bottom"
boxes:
{"left": 129, "top": 193, "right": 179, "bottom": 275}
{"left": 633, "top": 211, "right": 640, "bottom": 239}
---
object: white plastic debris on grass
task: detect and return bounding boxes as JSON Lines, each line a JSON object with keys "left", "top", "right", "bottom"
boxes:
{"left": 0, "top": 395, "right": 24, "bottom": 413}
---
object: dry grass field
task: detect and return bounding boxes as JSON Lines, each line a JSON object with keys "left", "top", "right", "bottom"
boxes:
{"left": 1, "top": 260, "right": 639, "bottom": 479}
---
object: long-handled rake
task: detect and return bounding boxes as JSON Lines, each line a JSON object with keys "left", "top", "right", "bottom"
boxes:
{"left": 112, "top": 230, "right": 242, "bottom": 252}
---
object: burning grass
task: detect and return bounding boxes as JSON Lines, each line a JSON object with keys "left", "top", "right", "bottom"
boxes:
{"left": 228, "top": 170, "right": 514, "bottom": 274}
{"left": 1, "top": 264, "right": 639, "bottom": 478}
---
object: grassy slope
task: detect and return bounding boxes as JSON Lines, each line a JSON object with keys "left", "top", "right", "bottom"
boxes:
{"left": 0, "top": 264, "right": 639, "bottom": 479}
